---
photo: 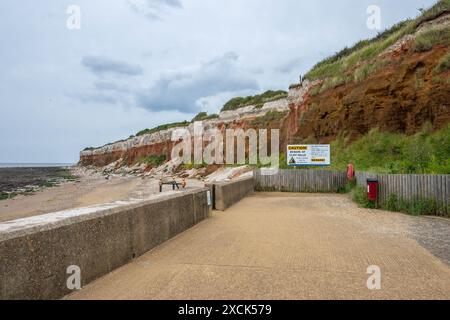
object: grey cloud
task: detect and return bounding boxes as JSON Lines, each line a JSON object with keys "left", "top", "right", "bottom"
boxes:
{"left": 70, "top": 81, "right": 133, "bottom": 106}
{"left": 94, "top": 81, "right": 131, "bottom": 93}
{"left": 276, "top": 58, "right": 304, "bottom": 73}
{"left": 77, "top": 93, "right": 119, "bottom": 105}
{"left": 136, "top": 52, "right": 259, "bottom": 113}
{"left": 81, "top": 56, "right": 143, "bottom": 76}
{"left": 127, "top": 0, "right": 182, "bottom": 20}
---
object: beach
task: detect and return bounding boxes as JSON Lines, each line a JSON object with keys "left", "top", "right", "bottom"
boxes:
{"left": 0, "top": 166, "right": 205, "bottom": 223}
{"left": 0, "top": 166, "right": 74, "bottom": 195}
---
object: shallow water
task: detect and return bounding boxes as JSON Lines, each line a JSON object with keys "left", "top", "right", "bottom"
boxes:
{"left": 0, "top": 163, "right": 74, "bottom": 168}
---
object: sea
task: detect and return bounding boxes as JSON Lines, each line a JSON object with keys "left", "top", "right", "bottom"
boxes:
{"left": 0, "top": 163, "right": 74, "bottom": 168}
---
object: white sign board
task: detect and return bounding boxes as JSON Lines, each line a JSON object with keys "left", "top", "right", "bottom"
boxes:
{"left": 287, "top": 145, "right": 331, "bottom": 166}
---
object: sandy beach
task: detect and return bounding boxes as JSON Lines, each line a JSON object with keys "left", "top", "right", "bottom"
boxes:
{"left": 0, "top": 169, "right": 204, "bottom": 223}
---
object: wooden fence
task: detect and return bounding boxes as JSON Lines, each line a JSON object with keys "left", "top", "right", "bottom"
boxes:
{"left": 355, "top": 172, "right": 449, "bottom": 215}
{"left": 254, "top": 169, "right": 347, "bottom": 193}
{"left": 253, "top": 169, "right": 450, "bottom": 215}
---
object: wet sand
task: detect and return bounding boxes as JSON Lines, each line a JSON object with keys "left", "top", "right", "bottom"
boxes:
{"left": 0, "top": 173, "right": 204, "bottom": 223}
{"left": 0, "top": 167, "right": 73, "bottom": 195}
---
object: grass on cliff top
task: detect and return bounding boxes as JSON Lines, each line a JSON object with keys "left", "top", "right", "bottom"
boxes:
{"left": 83, "top": 134, "right": 137, "bottom": 151}
{"left": 136, "top": 121, "right": 190, "bottom": 137}
{"left": 304, "top": 0, "right": 450, "bottom": 82}
{"left": 221, "top": 90, "right": 287, "bottom": 112}
{"left": 304, "top": 20, "right": 414, "bottom": 81}
{"left": 192, "top": 112, "right": 219, "bottom": 122}
{"left": 329, "top": 124, "right": 450, "bottom": 174}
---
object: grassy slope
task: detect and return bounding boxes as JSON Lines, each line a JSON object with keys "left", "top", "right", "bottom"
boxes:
{"left": 329, "top": 124, "right": 450, "bottom": 174}
{"left": 275, "top": 124, "right": 450, "bottom": 174}
{"left": 304, "top": 0, "right": 450, "bottom": 88}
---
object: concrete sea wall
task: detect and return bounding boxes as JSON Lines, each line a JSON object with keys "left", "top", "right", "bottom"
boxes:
{"left": 209, "top": 177, "right": 254, "bottom": 211}
{"left": 0, "top": 189, "right": 210, "bottom": 300}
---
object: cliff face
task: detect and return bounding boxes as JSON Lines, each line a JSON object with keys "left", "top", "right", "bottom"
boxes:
{"left": 80, "top": 141, "right": 176, "bottom": 167}
{"left": 287, "top": 45, "right": 450, "bottom": 144}
{"left": 80, "top": 11, "right": 450, "bottom": 169}
{"left": 79, "top": 98, "right": 290, "bottom": 167}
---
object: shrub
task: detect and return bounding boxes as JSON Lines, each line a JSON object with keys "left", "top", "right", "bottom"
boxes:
{"left": 382, "top": 194, "right": 441, "bottom": 216}
{"left": 192, "top": 112, "right": 219, "bottom": 122}
{"left": 337, "top": 179, "right": 356, "bottom": 194}
{"left": 182, "top": 161, "right": 208, "bottom": 170}
{"left": 194, "top": 112, "right": 219, "bottom": 121}
{"left": 409, "top": 198, "right": 438, "bottom": 216}
{"left": 140, "top": 154, "right": 167, "bottom": 167}
{"left": 351, "top": 186, "right": 376, "bottom": 208}
{"left": 192, "top": 112, "right": 208, "bottom": 121}
{"left": 385, "top": 194, "right": 399, "bottom": 211}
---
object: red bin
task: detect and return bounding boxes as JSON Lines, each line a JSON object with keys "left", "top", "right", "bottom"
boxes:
{"left": 367, "top": 179, "right": 378, "bottom": 201}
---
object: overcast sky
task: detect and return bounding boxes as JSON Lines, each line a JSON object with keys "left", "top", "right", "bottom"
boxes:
{"left": 0, "top": 0, "right": 437, "bottom": 163}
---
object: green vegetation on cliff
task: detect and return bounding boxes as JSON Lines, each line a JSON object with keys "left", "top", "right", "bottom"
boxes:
{"left": 329, "top": 124, "right": 450, "bottom": 174}
{"left": 136, "top": 121, "right": 190, "bottom": 136}
{"left": 276, "top": 124, "right": 450, "bottom": 174}
{"left": 413, "top": 25, "right": 450, "bottom": 52}
{"left": 138, "top": 154, "right": 167, "bottom": 167}
{"left": 192, "top": 112, "right": 219, "bottom": 121}
{"left": 221, "top": 90, "right": 287, "bottom": 112}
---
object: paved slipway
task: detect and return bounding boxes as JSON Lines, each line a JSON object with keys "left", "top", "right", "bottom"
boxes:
{"left": 68, "top": 193, "right": 450, "bottom": 300}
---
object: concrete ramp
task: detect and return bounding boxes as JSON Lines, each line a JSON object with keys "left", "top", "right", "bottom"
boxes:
{"left": 67, "top": 192, "right": 450, "bottom": 300}
{"left": 0, "top": 189, "right": 210, "bottom": 300}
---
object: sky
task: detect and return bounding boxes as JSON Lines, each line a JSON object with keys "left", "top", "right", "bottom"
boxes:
{"left": 0, "top": 0, "right": 438, "bottom": 163}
